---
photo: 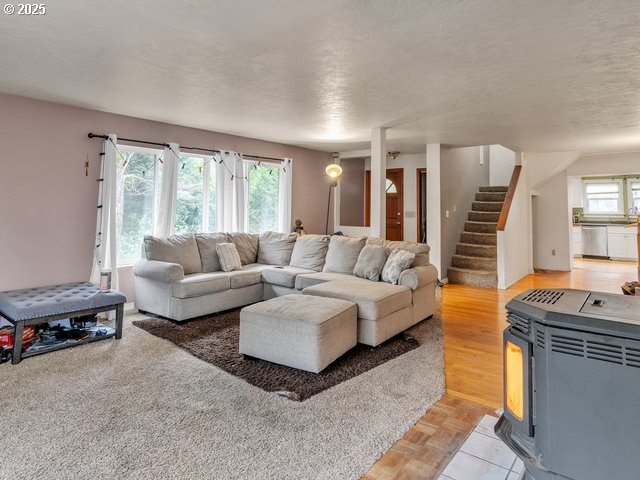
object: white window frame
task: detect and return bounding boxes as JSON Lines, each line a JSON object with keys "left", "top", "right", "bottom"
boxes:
{"left": 116, "top": 144, "right": 163, "bottom": 266}
{"left": 627, "top": 178, "right": 640, "bottom": 217}
{"left": 582, "top": 179, "right": 624, "bottom": 216}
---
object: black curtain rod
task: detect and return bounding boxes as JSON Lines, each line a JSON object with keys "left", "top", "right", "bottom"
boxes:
{"left": 87, "top": 133, "right": 285, "bottom": 162}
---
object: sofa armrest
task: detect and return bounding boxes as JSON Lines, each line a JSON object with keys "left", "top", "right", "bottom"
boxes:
{"left": 133, "top": 260, "right": 184, "bottom": 282}
{"left": 398, "top": 264, "right": 438, "bottom": 291}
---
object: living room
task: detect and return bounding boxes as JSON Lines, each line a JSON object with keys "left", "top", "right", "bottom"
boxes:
{"left": 2, "top": 2, "right": 640, "bottom": 480}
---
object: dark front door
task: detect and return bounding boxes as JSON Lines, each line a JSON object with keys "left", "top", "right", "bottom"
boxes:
{"left": 385, "top": 169, "right": 403, "bottom": 240}
{"left": 365, "top": 168, "right": 404, "bottom": 240}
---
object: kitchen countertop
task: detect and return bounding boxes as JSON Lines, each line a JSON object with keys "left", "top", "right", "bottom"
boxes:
{"left": 573, "top": 222, "right": 638, "bottom": 227}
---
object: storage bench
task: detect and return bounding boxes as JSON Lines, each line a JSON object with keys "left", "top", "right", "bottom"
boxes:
{"left": 0, "top": 282, "right": 126, "bottom": 364}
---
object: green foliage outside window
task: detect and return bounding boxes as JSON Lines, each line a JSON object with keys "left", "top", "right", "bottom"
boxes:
{"left": 248, "top": 165, "right": 279, "bottom": 233}
{"left": 116, "top": 151, "right": 157, "bottom": 263}
{"left": 175, "top": 157, "right": 204, "bottom": 234}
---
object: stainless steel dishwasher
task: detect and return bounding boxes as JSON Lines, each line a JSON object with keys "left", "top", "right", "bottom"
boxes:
{"left": 581, "top": 225, "right": 608, "bottom": 257}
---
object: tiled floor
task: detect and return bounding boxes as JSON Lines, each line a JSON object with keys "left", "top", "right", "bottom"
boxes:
{"left": 439, "top": 415, "right": 525, "bottom": 480}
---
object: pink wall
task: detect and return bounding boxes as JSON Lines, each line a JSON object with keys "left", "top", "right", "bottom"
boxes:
{"left": 0, "top": 94, "right": 333, "bottom": 296}
{"left": 339, "top": 158, "right": 366, "bottom": 226}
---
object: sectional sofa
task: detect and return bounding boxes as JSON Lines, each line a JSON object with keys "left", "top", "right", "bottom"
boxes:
{"left": 133, "top": 231, "right": 438, "bottom": 346}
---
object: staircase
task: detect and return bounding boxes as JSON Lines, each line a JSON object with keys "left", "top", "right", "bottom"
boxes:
{"left": 447, "top": 186, "right": 508, "bottom": 288}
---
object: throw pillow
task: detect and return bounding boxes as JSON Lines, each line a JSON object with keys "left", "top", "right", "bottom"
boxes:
{"left": 257, "top": 231, "right": 298, "bottom": 265}
{"left": 381, "top": 248, "right": 416, "bottom": 285}
{"left": 195, "top": 233, "right": 229, "bottom": 272}
{"left": 322, "top": 235, "right": 367, "bottom": 274}
{"left": 144, "top": 234, "right": 203, "bottom": 275}
{"left": 353, "top": 245, "right": 388, "bottom": 282}
{"left": 216, "top": 243, "right": 242, "bottom": 272}
{"left": 289, "top": 234, "right": 330, "bottom": 271}
{"left": 227, "top": 233, "right": 259, "bottom": 265}
{"left": 366, "top": 237, "right": 430, "bottom": 267}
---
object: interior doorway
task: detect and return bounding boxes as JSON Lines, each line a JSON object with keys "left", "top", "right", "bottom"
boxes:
{"left": 417, "top": 168, "right": 427, "bottom": 243}
{"left": 364, "top": 168, "right": 404, "bottom": 241}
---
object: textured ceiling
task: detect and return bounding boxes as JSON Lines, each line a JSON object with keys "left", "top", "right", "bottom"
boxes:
{"left": 1, "top": 0, "right": 640, "bottom": 154}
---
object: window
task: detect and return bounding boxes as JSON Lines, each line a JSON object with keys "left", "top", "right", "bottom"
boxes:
{"left": 175, "top": 154, "right": 217, "bottom": 234}
{"left": 116, "top": 147, "right": 217, "bottom": 265}
{"left": 247, "top": 162, "right": 280, "bottom": 233}
{"left": 386, "top": 178, "right": 397, "bottom": 193}
{"left": 115, "top": 146, "right": 161, "bottom": 264}
{"left": 582, "top": 180, "right": 623, "bottom": 216}
{"left": 628, "top": 179, "right": 640, "bottom": 215}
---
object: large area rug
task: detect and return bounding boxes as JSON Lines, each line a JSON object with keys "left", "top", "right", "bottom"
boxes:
{"left": 132, "top": 308, "right": 420, "bottom": 401}
{"left": 0, "top": 301, "right": 444, "bottom": 480}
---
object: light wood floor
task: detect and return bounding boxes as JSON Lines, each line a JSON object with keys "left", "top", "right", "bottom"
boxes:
{"left": 363, "top": 259, "right": 637, "bottom": 480}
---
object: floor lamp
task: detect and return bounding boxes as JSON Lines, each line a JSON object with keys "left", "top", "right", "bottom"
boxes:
{"left": 325, "top": 157, "right": 343, "bottom": 235}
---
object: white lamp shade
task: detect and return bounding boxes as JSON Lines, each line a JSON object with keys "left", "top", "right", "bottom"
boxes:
{"left": 326, "top": 163, "right": 343, "bottom": 178}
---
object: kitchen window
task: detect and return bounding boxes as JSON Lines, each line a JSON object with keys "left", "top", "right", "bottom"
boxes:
{"left": 582, "top": 180, "right": 624, "bottom": 216}
{"left": 628, "top": 179, "right": 640, "bottom": 215}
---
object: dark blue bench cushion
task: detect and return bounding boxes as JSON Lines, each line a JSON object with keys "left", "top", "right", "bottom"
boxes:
{"left": 0, "top": 282, "right": 126, "bottom": 321}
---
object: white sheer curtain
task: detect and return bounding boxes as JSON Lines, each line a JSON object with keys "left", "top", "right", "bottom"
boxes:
{"left": 278, "top": 158, "right": 292, "bottom": 233}
{"left": 90, "top": 134, "right": 119, "bottom": 291}
{"left": 155, "top": 142, "right": 180, "bottom": 236}
{"left": 216, "top": 151, "right": 247, "bottom": 232}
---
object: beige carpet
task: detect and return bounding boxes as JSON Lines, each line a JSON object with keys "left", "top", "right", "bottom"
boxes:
{"left": 0, "top": 303, "right": 444, "bottom": 480}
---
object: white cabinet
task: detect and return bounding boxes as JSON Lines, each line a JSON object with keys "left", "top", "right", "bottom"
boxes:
{"left": 572, "top": 226, "right": 582, "bottom": 257}
{"left": 606, "top": 226, "right": 639, "bottom": 261}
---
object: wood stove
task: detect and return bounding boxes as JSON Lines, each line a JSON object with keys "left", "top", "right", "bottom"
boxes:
{"left": 496, "top": 288, "right": 640, "bottom": 480}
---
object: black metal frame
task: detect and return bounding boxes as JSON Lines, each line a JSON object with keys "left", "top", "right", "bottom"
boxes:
{"left": 1, "top": 303, "right": 124, "bottom": 364}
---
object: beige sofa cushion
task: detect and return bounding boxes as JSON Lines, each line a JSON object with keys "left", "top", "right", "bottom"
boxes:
{"left": 262, "top": 266, "right": 317, "bottom": 288}
{"left": 228, "top": 270, "right": 263, "bottom": 289}
{"left": 228, "top": 232, "right": 259, "bottom": 265}
{"left": 294, "top": 272, "right": 351, "bottom": 290}
{"left": 289, "top": 234, "right": 330, "bottom": 271}
{"left": 353, "top": 245, "right": 388, "bottom": 281}
{"left": 144, "top": 234, "right": 202, "bottom": 275}
{"left": 366, "top": 237, "right": 430, "bottom": 267}
{"left": 257, "top": 231, "right": 298, "bottom": 266}
{"left": 172, "top": 273, "right": 230, "bottom": 299}
{"left": 302, "top": 277, "right": 411, "bottom": 321}
{"left": 322, "top": 235, "right": 366, "bottom": 274}
{"left": 195, "top": 233, "right": 229, "bottom": 272}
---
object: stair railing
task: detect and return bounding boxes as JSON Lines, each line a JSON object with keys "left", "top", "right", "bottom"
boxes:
{"left": 497, "top": 166, "right": 522, "bottom": 232}
{"left": 496, "top": 165, "right": 529, "bottom": 288}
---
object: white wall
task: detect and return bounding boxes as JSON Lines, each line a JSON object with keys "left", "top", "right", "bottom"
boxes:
{"left": 531, "top": 172, "right": 572, "bottom": 271}
{"left": 489, "top": 144, "right": 516, "bottom": 186}
{"left": 497, "top": 163, "right": 532, "bottom": 288}
{"left": 528, "top": 151, "right": 580, "bottom": 191}
{"left": 426, "top": 144, "right": 442, "bottom": 279}
{"left": 525, "top": 152, "right": 581, "bottom": 271}
{"left": 440, "top": 146, "right": 490, "bottom": 278}
{"left": 567, "top": 151, "right": 640, "bottom": 176}
{"left": 569, "top": 177, "right": 583, "bottom": 208}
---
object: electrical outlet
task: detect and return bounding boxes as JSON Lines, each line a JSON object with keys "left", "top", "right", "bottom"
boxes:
{"left": 453, "top": 204, "right": 457, "bottom": 213}
{"left": 445, "top": 210, "right": 450, "bottom": 218}
{"left": 552, "top": 249, "right": 556, "bottom": 256}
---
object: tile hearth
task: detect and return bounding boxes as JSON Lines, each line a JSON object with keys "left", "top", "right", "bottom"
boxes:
{"left": 439, "top": 415, "right": 524, "bottom": 480}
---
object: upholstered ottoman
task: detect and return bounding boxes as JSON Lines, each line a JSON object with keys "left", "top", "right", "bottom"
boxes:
{"left": 239, "top": 294, "right": 357, "bottom": 373}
